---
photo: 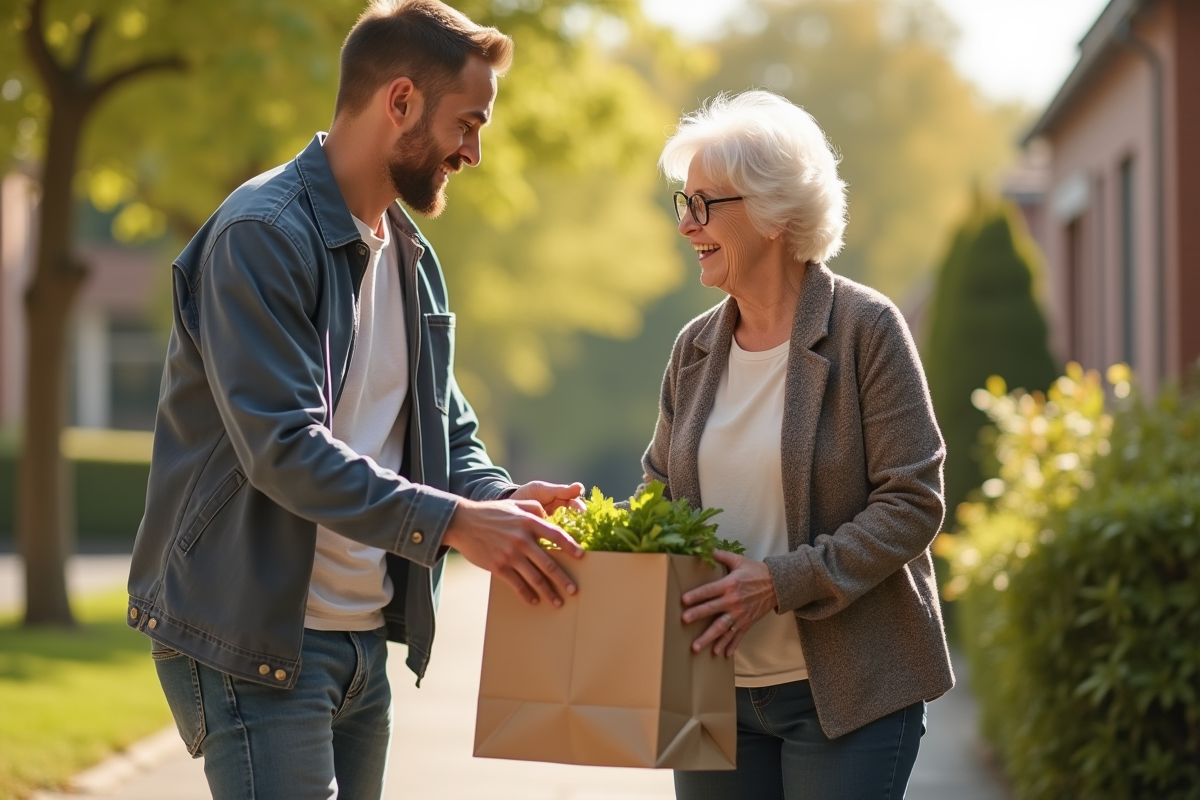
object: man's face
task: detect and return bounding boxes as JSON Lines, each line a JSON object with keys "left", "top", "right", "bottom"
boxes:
{"left": 388, "top": 55, "right": 497, "bottom": 217}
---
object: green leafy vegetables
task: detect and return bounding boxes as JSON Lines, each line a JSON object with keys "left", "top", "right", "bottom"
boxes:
{"left": 549, "top": 481, "right": 745, "bottom": 565}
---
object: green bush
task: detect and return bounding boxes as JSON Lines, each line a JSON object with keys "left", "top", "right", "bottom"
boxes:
{"left": 0, "top": 429, "right": 150, "bottom": 542}
{"left": 942, "top": 366, "right": 1200, "bottom": 798}
{"left": 924, "top": 196, "right": 1059, "bottom": 513}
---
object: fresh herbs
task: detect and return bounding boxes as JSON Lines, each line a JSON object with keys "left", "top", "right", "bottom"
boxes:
{"left": 549, "top": 481, "right": 745, "bottom": 565}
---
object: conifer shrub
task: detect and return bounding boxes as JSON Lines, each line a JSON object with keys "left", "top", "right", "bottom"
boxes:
{"left": 924, "top": 197, "right": 1058, "bottom": 514}
{"left": 941, "top": 365, "right": 1200, "bottom": 798}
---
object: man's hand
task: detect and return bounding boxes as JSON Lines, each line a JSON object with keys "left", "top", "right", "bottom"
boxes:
{"left": 442, "top": 496, "right": 584, "bottom": 607}
{"left": 510, "top": 481, "right": 586, "bottom": 515}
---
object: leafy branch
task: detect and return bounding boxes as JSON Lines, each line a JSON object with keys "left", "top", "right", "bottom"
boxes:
{"left": 549, "top": 481, "right": 744, "bottom": 565}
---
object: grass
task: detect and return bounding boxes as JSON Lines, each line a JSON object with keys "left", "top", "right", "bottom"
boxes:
{"left": 0, "top": 589, "right": 173, "bottom": 800}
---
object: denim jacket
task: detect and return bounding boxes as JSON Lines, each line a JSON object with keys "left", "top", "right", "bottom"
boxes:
{"left": 127, "top": 134, "right": 514, "bottom": 688}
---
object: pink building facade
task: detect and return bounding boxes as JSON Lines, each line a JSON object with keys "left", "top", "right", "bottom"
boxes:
{"left": 1025, "top": 0, "right": 1200, "bottom": 385}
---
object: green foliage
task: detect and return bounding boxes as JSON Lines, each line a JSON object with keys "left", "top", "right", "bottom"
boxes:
{"left": 0, "top": 0, "right": 691, "bottom": 402}
{"left": 0, "top": 589, "right": 172, "bottom": 800}
{"left": 0, "top": 430, "right": 150, "bottom": 539}
{"left": 925, "top": 196, "right": 1058, "bottom": 513}
{"left": 549, "top": 481, "right": 743, "bottom": 565}
{"left": 941, "top": 367, "right": 1200, "bottom": 798}
{"left": 700, "top": 0, "right": 1021, "bottom": 300}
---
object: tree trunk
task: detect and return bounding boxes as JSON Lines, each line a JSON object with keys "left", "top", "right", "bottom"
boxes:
{"left": 18, "top": 101, "right": 87, "bottom": 627}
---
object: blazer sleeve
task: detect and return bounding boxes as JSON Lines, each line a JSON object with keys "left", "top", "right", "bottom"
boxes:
{"left": 639, "top": 339, "right": 681, "bottom": 500}
{"left": 764, "top": 302, "right": 947, "bottom": 617}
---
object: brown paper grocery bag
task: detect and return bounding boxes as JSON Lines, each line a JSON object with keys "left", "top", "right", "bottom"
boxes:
{"left": 473, "top": 550, "right": 736, "bottom": 770}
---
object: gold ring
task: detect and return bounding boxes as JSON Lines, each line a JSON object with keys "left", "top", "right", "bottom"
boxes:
{"left": 725, "top": 614, "right": 737, "bottom": 632}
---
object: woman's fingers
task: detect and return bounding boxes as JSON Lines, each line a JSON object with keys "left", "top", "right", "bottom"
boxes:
{"left": 721, "top": 628, "right": 748, "bottom": 658}
{"left": 682, "top": 597, "right": 728, "bottom": 624}
{"left": 681, "top": 575, "right": 731, "bottom": 608}
{"left": 692, "top": 612, "right": 740, "bottom": 653}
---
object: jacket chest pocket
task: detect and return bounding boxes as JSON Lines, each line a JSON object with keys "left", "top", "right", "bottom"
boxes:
{"left": 424, "top": 313, "right": 455, "bottom": 414}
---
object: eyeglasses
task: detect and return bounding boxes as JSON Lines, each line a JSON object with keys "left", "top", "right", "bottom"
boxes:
{"left": 673, "top": 191, "right": 744, "bottom": 226}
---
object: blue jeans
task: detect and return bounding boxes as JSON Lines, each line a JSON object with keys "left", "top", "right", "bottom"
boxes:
{"left": 675, "top": 680, "right": 925, "bottom": 800}
{"left": 153, "top": 627, "right": 392, "bottom": 800}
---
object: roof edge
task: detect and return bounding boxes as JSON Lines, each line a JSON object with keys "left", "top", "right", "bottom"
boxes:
{"left": 1022, "top": 0, "right": 1149, "bottom": 145}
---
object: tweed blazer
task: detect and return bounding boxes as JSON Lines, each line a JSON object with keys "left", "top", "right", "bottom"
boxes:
{"left": 642, "top": 262, "right": 955, "bottom": 738}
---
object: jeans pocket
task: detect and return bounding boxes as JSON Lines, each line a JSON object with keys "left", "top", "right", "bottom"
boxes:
{"left": 154, "top": 649, "right": 207, "bottom": 756}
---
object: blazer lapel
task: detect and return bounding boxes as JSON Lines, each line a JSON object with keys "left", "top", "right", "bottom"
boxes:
{"left": 781, "top": 264, "right": 835, "bottom": 549}
{"left": 670, "top": 296, "right": 738, "bottom": 507}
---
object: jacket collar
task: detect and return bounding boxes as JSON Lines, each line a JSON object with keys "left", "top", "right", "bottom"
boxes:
{"left": 295, "top": 133, "right": 362, "bottom": 251}
{"left": 296, "top": 132, "right": 424, "bottom": 251}
{"left": 691, "top": 261, "right": 836, "bottom": 357}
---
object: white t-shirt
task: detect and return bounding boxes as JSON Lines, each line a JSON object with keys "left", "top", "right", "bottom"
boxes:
{"left": 305, "top": 214, "right": 409, "bottom": 631}
{"left": 697, "top": 337, "right": 808, "bottom": 687}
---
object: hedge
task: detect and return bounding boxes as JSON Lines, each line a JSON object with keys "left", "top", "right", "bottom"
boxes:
{"left": 923, "top": 195, "right": 1058, "bottom": 514}
{"left": 941, "top": 365, "right": 1200, "bottom": 798}
{"left": 0, "top": 429, "right": 150, "bottom": 542}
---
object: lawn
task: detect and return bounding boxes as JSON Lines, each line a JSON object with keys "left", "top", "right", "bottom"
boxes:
{"left": 0, "top": 589, "right": 173, "bottom": 800}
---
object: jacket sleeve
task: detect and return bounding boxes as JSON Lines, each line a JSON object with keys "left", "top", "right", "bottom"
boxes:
{"left": 639, "top": 339, "right": 681, "bottom": 500}
{"left": 764, "top": 302, "right": 947, "bottom": 618}
{"left": 197, "top": 220, "right": 458, "bottom": 567}
{"left": 446, "top": 372, "right": 517, "bottom": 501}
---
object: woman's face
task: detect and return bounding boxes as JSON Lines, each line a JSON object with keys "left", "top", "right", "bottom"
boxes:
{"left": 678, "top": 159, "right": 774, "bottom": 295}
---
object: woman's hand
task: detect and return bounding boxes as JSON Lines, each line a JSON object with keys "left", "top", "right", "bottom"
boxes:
{"left": 681, "top": 550, "right": 779, "bottom": 657}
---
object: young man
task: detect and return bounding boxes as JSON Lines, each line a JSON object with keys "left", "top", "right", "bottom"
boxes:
{"left": 126, "top": 2, "right": 583, "bottom": 797}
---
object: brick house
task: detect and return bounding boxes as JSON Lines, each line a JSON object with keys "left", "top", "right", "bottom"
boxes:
{"left": 1023, "top": 0, "right": 1200, "bottom": 384}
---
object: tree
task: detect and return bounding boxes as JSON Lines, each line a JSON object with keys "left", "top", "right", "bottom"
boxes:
{"left": 923, "top": 195, "right": 1058, "bottom": 514}
{"left": 501, "top": 0, "right": 1030, "bottom": 495}
{"left": 699, "top": 0, "right": 1022, "bottom": 302}
{"left": 0, "top": 0, "right": 688, "bottom": 625}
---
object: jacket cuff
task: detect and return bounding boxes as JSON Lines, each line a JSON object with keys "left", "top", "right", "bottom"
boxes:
{"left": 478, "top": 481, "right": 519, "bottom": 501}
{"left": 394, "top": 486, "right": 460, "bottom": 568}
{"left": 764, "top": 551, "right": 815, "bottom": 614}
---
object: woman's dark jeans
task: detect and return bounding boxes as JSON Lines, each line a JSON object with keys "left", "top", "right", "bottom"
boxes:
{"left": 675, "top": 679, "right": 926, "bottom": 800}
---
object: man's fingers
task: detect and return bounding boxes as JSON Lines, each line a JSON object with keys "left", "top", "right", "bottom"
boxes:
{"left": 525, "top": 544, "right": 578, "bottom": 596}
{"left": 511, "top": 556, "right": 566, "bottom": 606}
{"left": 500, "top": 567, "right": 538, "bottom": 605}
{"left": 513, "top": 499, "right": 547, "bottom": 518}
{"left": 533, "top": 522, "right": 585, "bottom": 558}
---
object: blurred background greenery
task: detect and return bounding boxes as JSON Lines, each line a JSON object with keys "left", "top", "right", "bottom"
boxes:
{"left": 0, "top": 0, "right": 1033, "bottom": 524}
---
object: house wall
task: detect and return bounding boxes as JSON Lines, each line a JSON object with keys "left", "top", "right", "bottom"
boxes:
{"left": 1038, "top": 0, "right": 1194, "bottom": 386}
{"left": 1172, "top": 0, "right": 1200, "bottom": 371}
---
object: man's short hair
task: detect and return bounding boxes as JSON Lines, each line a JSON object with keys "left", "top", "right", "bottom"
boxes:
{"left": 335, "top": 0, "right": 514, "bottom": 118}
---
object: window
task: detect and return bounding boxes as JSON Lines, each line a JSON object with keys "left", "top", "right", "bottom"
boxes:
{"left": 1119, "top": 157, "right": 1136, "bottom": 367}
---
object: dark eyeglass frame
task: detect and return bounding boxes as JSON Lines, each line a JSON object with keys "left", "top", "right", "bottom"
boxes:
{"left": 673, "top": 191, "right": 744, "bottom": 225}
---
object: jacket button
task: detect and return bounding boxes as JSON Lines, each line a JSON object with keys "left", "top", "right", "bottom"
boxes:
{"left": 274, "top": 669, "right": 287, "bottom": 681}
{"left": 259, "top": 664, "right": 270, "bottom": 676}
{"left": 357, "top": 243, "right": 368, "bottom": 256}
{"left": 129, "top": 607, "right": 138, "bottom": 620}
{"left": 411, "top": 531, "right": 424, "bottom": 544}
{"left": 148, "top": 618, "right": 157, "bottom": 630}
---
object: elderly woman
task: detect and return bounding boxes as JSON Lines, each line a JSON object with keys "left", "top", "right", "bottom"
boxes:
{"left": 643, "top": 91, "right": 954, "bottom": 799}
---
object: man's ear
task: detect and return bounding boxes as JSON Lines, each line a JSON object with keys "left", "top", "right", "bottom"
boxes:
{"left": 384, "top": 77, "right": 423, "bottom": 132}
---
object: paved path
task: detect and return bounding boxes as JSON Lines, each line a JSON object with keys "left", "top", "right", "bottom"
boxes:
{"left": 13, "top": 554, "right": 1008, "bottom": 799}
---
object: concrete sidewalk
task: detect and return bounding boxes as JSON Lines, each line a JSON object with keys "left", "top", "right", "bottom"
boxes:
{"left": 9, "top": 554, "right": 1008, "bottom": 799}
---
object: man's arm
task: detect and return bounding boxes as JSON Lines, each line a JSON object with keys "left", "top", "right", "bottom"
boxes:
{"left": 198, "top": 220, "right": 461, "bottom": 566}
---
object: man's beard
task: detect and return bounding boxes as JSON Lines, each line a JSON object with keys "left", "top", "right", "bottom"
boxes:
{"left": 387, "top": 114, "right": 460, "bottom": 218}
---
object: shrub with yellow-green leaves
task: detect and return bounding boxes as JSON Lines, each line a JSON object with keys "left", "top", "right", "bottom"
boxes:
{"left": 939, "top": 363, "right": 1200, "bottom": 799}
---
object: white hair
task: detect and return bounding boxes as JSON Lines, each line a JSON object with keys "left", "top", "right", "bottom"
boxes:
{"left": 659, "top": 91, "right": 847, "bottom": 265}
